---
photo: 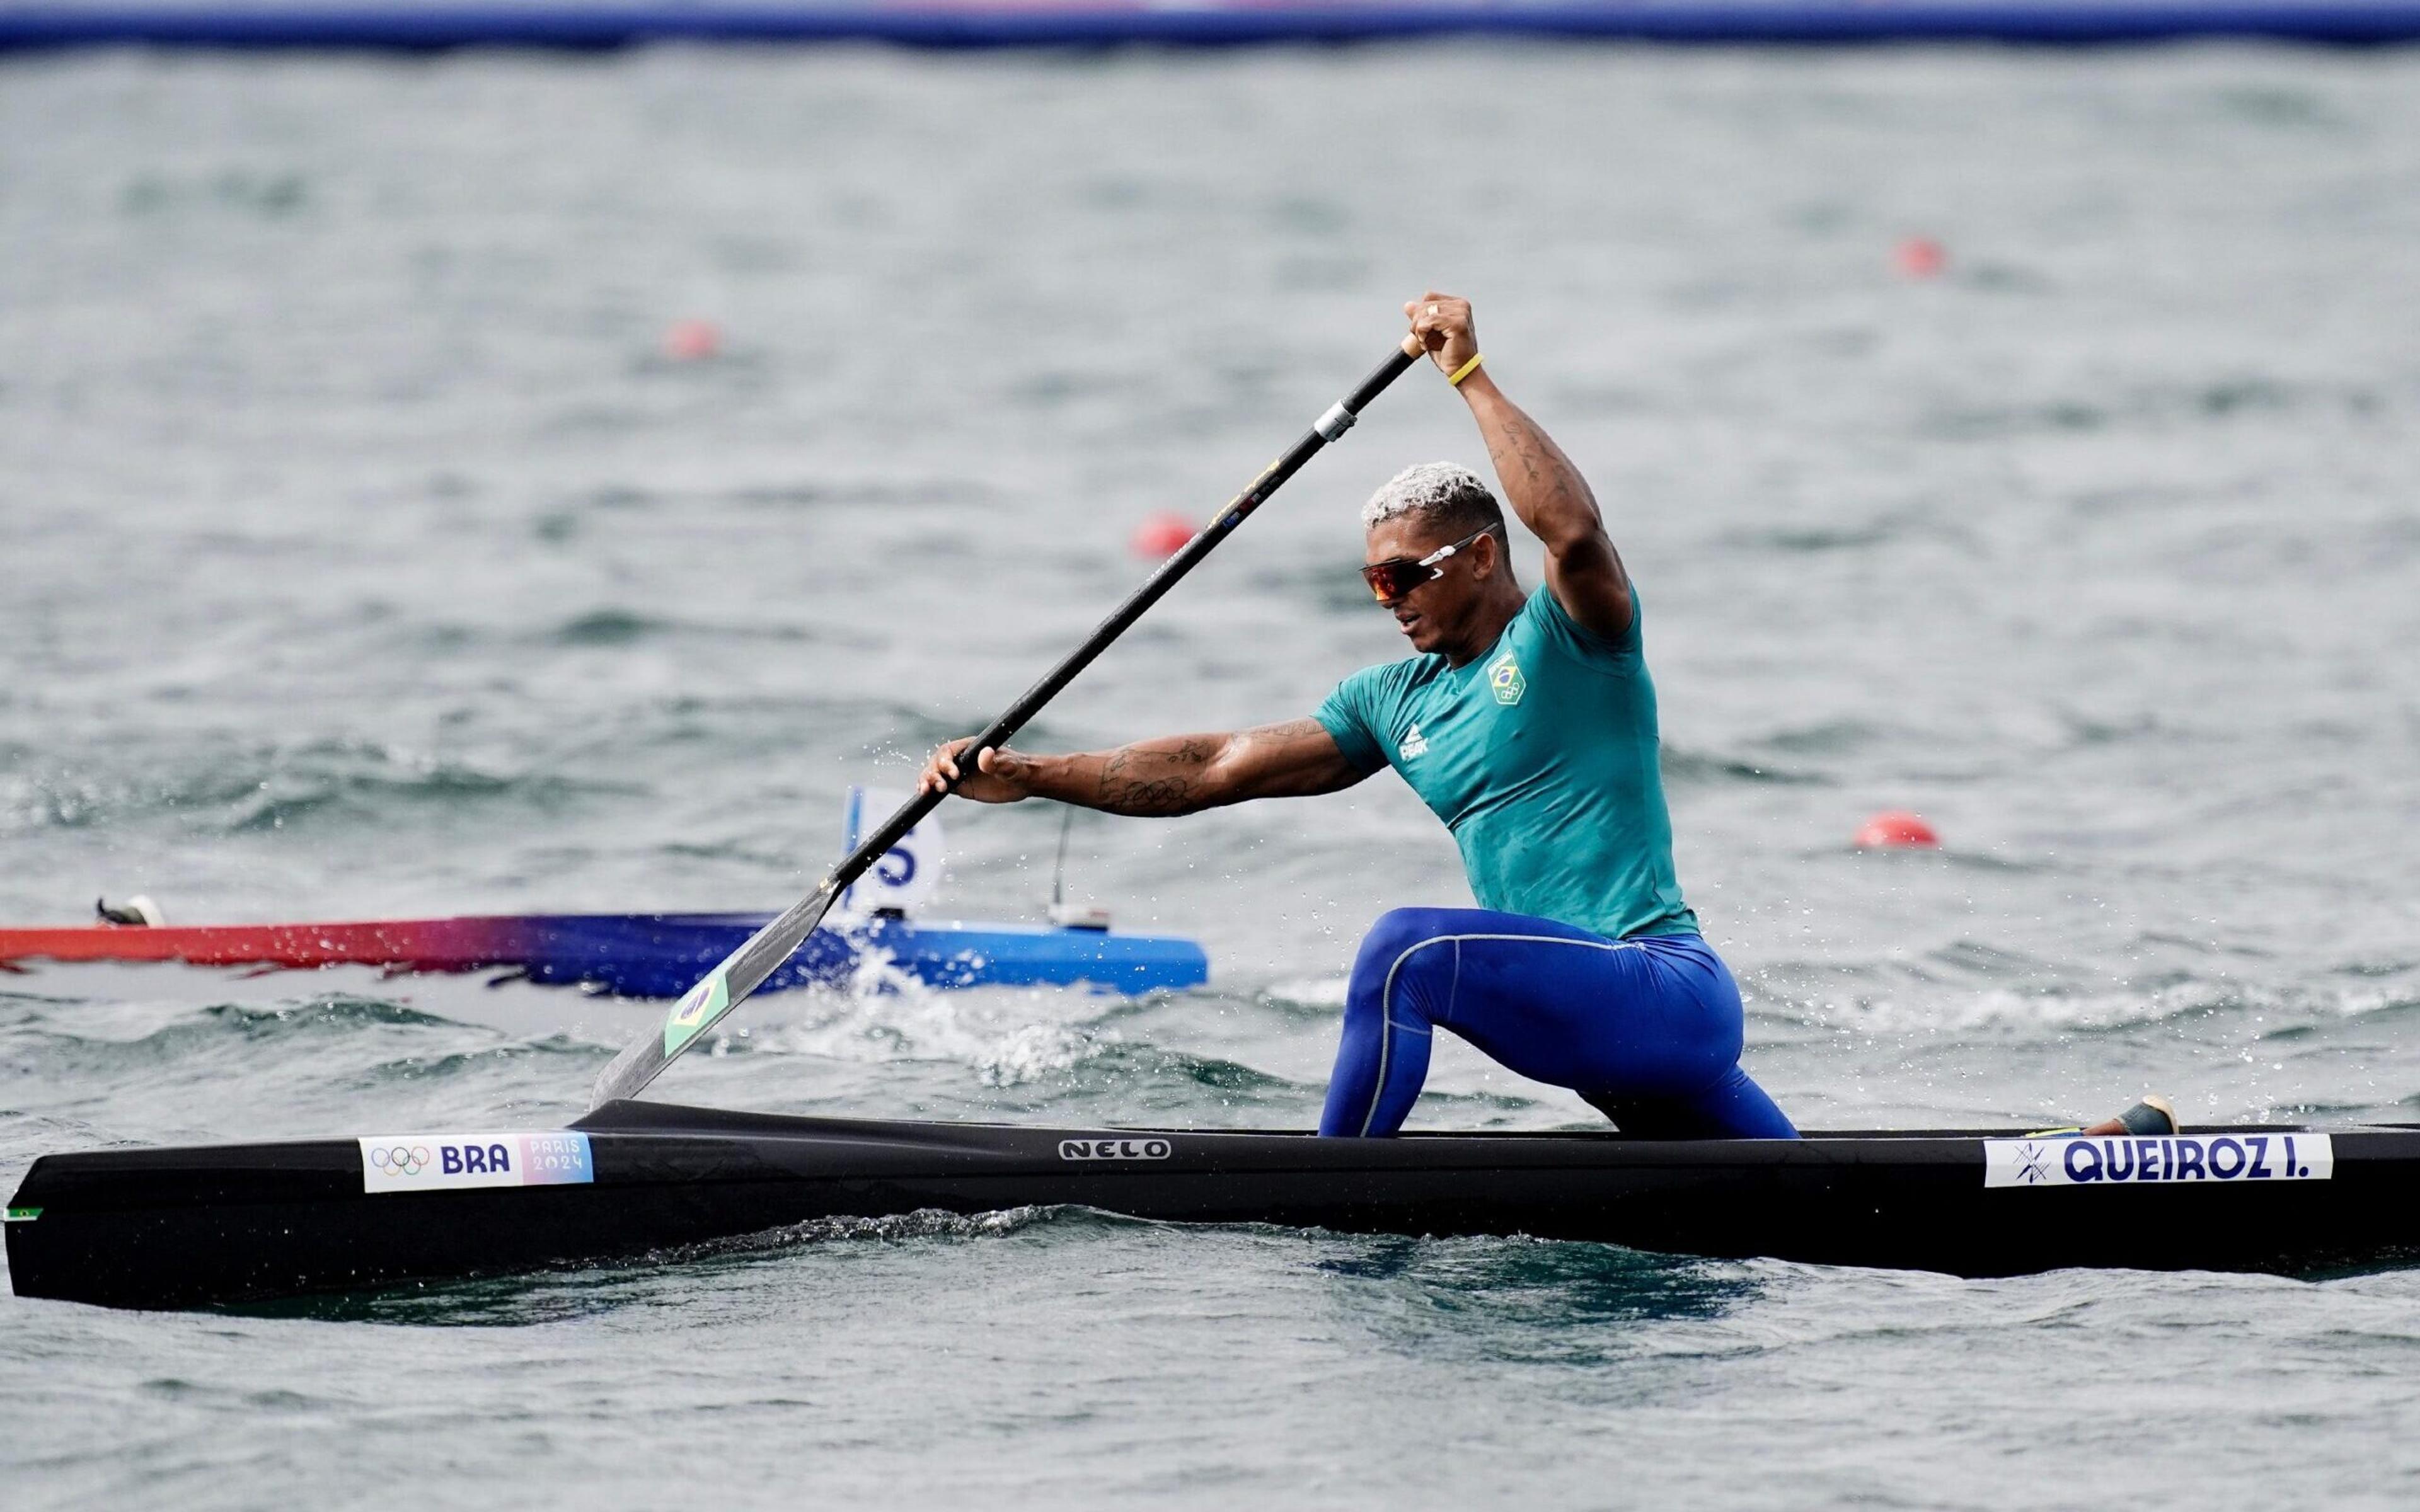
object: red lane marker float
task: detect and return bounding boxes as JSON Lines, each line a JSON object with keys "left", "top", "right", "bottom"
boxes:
{"left": 664, "top": 318, "right": 722, "bottom": 362}
{"left": 1894, "top": 236, "right": 1947, "bottom": 280}
{"left": 1854, "top": 810, "right": 1940, "bottom": 849}
{"left": 1128, "top": 511, "right": 1196, "bottom": 561}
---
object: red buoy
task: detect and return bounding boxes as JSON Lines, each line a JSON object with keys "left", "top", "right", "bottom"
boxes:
{"left": 1854, "top": 811, "right": 1940, "bottom": 850}
{"left": 1129, "top": 512, "right": 1196, "bottom": 561}
{"left": 664, "top": 318, "right": 722, "bottom": 362}
{"left": 1894, "top": 237, "right": 1947, "bottom": 280}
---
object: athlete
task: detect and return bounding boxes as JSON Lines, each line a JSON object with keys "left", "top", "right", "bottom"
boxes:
{"left": 925, "top": 293, "right": 2177, "bottom": 1140}
{"left": 918, "top": 292, "right": 1809, "bottom": 1138}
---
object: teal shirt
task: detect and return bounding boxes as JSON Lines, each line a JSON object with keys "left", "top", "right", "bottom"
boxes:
{"left": 1313, "top": 585, "right": 1698, "bottom": 940}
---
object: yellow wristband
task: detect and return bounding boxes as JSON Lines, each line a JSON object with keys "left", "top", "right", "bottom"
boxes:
{"left": 1446, "top": 353, "right": 1485, "bottom": 387}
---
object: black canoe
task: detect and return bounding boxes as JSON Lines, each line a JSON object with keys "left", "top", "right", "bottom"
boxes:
{"left": 10, "top": 1099, "right": 2419, "bottom": 1310}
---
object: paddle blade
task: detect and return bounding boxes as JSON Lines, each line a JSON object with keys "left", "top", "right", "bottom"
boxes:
{"left": 587, "top": 882, "right": 839, "bottom": 1108}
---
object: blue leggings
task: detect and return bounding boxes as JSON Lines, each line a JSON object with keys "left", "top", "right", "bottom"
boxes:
{"left": 1318, "top": 907, "right": 1799, "bottom": 1140}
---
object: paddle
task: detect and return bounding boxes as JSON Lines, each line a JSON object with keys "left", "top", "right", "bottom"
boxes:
{"left": 589, "top": 333, "right": 1427, "bottom": 1109}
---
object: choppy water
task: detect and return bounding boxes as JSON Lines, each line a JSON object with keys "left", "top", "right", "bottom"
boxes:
{"left": 5, "top": 40, "right": 2420, "bottom": 1511}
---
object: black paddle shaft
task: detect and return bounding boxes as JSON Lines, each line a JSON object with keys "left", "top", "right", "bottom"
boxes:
{"left": 850, "top": 337, "right": 1426, "bottom": 873}
{"left": 591, "top": 336, "right": 1424, "bottom": 1108}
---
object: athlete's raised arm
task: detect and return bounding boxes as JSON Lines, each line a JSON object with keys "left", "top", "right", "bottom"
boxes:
{"left": 916, "top": 718, "right": 1368, "bottom": 817}
{"left": 1406, "top": 293, "right": 1634, "bottom": 643}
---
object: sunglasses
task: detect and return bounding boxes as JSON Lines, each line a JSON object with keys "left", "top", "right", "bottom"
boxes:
{"left": 1361, "top": 528, "right": 1489, "bottom": 603}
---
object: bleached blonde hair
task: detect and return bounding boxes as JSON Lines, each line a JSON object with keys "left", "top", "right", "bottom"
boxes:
{"left": 1361, "top": 462, "right": 1504, "bottom": 538}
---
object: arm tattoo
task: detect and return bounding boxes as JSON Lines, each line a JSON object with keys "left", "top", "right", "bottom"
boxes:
{"left": 1484, "top": 401, "right": 1599, "bottom": 541}
{"left": 1083, "top": 719, "right": 1334, "bottom": 815}
{"left": 1094, "top": 737, "right": 1215, "bottom": 816}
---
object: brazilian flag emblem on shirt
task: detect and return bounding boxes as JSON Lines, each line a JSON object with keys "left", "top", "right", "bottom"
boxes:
{"left": 1487, "top": 649, "right": 1527, "bottom": 706}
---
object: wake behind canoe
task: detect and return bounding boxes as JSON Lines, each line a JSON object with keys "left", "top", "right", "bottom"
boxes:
{"left": 10, "top": 1103, "right": 2417, "bottom": 1310}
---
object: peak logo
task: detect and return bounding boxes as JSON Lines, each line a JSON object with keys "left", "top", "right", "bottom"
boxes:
{"left": 359, "top": 1131, "right": 596, "bottom": 1194}
{"left": 1059, "top": 1138, "right": 1171, "bottom": 1162}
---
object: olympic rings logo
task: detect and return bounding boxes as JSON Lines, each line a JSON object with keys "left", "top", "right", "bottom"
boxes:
{"left": 369, "top": 1145, "right": 433, "bottom": 1176}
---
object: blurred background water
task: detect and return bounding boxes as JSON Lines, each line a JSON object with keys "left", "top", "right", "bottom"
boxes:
{"left": 3, "top": 41, "right": 2418, "bottom": 1510}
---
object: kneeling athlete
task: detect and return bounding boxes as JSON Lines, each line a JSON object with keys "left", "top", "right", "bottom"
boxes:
{"left": 923, "top": 295, "right": 2175, "bottom": 1138}
{"left": 923, "top": 292, "right": 1797, "bottom": 1138}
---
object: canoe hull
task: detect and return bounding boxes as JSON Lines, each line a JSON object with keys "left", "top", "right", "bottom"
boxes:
{"left": 12, "top": 1102, "right": 2420, "bottom": 1310}
{"left": 0, "top": 912, "right": 1210, "bottom": 997}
